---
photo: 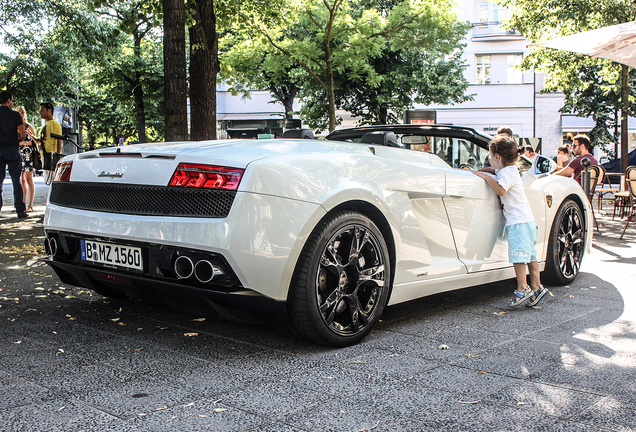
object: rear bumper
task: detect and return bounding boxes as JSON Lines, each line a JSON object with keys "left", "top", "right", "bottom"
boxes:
{"left": 43, "top": 231, "right": 286, "bottom": 323}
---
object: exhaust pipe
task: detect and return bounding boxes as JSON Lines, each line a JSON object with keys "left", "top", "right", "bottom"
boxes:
{"left": 194, "top": 260, "right": 223, "bottom": 283}
{"left": 174, "top": 256, "right": 194, "bottom": 279}
{"left": 44, "top": 238, "right": 57, "bottom": 256}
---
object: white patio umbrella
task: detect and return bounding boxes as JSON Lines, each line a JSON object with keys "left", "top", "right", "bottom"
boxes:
{"left": 530, "top": 21, "right": 636, "bottom": 172}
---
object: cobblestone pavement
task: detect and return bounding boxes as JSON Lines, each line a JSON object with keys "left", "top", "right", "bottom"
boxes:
{"left": 1, "top": 176, "right": 636, "bottom": 431}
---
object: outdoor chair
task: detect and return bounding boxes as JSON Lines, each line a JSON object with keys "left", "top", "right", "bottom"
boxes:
{"left": 619, "top": 166, "right": 636, "bottom": 239}
{"left": 586, "top": 165, "right": 601, "bottom": 231}
{"left": 595, "top": 165, "right": 622, "bottom": 211}
{"left": 612, "top": 166, "right": 634, "bottom": 221}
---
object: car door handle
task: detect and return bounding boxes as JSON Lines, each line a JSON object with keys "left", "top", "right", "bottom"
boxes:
{"left": 448, "top": 195, "right": 463, "bottom": 199}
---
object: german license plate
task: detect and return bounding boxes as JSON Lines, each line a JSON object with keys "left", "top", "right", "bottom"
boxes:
{"left": 80, "top": 240, "right": 143, "bottom": 271}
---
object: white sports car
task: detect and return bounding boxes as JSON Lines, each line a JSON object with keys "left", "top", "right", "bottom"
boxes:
{"left": 43, "top": 125, "right": 592, "bottom": 346}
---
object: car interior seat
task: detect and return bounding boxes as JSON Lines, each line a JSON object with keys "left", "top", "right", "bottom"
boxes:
{"left": 359, "top": 131, "right": 400, "bottom": 147}
{"left": 282, "top": 129, "right": 315, "bottom": 139}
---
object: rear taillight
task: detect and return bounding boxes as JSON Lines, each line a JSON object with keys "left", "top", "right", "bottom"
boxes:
{"left": 53, "top": 161, "right": 73, "bottom": 182}
{"left": 168, "top": 163, "right": 244, "bottom": 190}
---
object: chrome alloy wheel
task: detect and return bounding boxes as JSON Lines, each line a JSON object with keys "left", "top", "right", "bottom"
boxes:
{"left": 557, "top": 205, "right": 584, "bottom": 279}
{"left": 316, "top": 224, "right": 387, "bottom": 336}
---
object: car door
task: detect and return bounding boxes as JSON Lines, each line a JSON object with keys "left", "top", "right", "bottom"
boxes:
{"left": 443, "top": 168, "right": 510, "bottom": 272}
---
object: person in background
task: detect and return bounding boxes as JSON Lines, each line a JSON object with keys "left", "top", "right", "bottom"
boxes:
{"left": 0, "top": 91, "right": 28, "bottom": 218}
{"left": 497, "top": 126, "right": 513, "bottom": 137}
{"left": 556, "top": 145, "right": 572, "bottom": 168}
{"left": 27, "top": 102, "right": 62, "bottom": 183}
{"left": 16, "top": 106, "right": 36, "bottom": 212}
{"left": 483, "top": 126, "right": 514, "bottom": 168}
{"left": 551, "top": 134, "right": 598, "bottom": 185}
{"left": 523, "top": 145, "right": 537, "bottom": 161}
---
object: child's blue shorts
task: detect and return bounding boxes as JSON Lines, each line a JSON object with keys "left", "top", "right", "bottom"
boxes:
{"left": 506, "top": 222, "right": 538, "bottom": 264}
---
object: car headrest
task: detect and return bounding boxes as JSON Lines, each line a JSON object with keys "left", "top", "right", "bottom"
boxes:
{"left": 359, "top": 131, "right": 399, "bottom": 147}
{"left": 282, "top": 129, "right": 315, "bottom": 139}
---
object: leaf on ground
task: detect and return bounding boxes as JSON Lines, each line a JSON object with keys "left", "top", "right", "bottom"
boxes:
{"left": 517, "top": 402, "right": 526, "bottom": 406}
{"left": 184, "top": 332, "right": 198, "bottom": 337}
{"left": 466, "top": 354, "right": 479, "bottom": 358}
{"left": 493, "top": 311, "right": 508, "bottom": 316}
{"left": 192, "top": 318, "right": 206, "bottom": 322}
{"left": 476, "top": 371, "right": 486, "bottom": 374}
{"left": 111, "top": 318, "right": 120, "bottom": 322}
{"left": 356, "top": 420, "right": 380, "bottom": 431}
{"left": 347, "top": 360, "right": 364, "bottom": 364}
{"left": 213, "top": 408, "right": 227, "bottom": 413}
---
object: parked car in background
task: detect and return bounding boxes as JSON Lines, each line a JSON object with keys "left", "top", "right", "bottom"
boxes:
{"left": 42, "top": 125, "right": 592, "bottom": 346}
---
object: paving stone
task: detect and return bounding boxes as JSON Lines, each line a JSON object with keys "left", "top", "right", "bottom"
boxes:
{"left": 69, "top": 377, "right": 199, "bottom": 420}
{"left": 129, "top": 400, "right": 270, "bottom": 432}
{"left": 481, "top": 380, "right": 602, "bottom": 419}
{"left": 406, "top": 364, "right": 519, "bottom": 400}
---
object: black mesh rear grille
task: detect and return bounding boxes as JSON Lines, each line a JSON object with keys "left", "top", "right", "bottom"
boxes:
{"left": 49, "top": 182, "right": 236, "bottom": 218}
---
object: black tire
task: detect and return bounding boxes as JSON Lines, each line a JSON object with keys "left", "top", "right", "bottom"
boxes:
{"left": 542, "top": 199, "right": 586, "bottom": 286}
{"left": 285, "top": 211, "right": 391, "bottom": 347}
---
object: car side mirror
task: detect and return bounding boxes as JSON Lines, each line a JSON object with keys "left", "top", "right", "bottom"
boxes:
{"left": 534, "top": 155, "right": 555, "bottom": 175}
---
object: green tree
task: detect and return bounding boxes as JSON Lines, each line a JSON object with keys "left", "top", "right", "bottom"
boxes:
{"left": 90, "top": 0, "right": 162, "bottom": 143}
{"left": 163, "top": 0, "right": 188, "bottom": 141}
{"left": 239, "top": 0, "right": 466, "bottom": 132}
{"left": 499, "top": 0, "right": 636, "bottom": 170}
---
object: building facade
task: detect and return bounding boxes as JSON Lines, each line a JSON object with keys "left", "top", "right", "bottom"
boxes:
{"left": 216, "top": 0, "right": 634, "bottom": 159}
{"left": 413, "top": 0, "right": 635, "bottom": 159}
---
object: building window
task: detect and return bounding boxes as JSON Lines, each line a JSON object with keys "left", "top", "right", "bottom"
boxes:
{"left": 476, "top": 55, "right": 491, "bottom": 85}
{"left": 479, "top": 1, "right": 489, "bottom": 22}
{"left": 507, "top": 54, "right": 523, "bottom": 84}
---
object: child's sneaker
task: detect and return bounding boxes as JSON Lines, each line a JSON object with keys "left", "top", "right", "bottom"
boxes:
{"left": 526, "top": 285, "right": 549, "bottom": 307}
{"left": 508, "top": 287, "right": 533, "bottom": 308}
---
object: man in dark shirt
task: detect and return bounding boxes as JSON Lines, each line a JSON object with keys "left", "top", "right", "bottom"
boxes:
{"left": 552, "top": 134, "right": 598, "bottom": 185}
{"left": 0, "top": 90, "right": 28, "bottom": 218}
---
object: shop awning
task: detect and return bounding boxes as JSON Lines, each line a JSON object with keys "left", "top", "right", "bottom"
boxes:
{"left": 561, "top": 115, "right": 636, "bottom": 132}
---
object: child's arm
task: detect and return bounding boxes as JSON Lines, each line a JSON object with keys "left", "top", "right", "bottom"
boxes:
{"left": 472, "top": 171, "right": 506, "bottom": 196}
{"left": 477, "top": 167, "right": 496, "bottom": 174}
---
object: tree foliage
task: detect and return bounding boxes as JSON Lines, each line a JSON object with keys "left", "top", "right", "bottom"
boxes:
{"left": 225, "top": 0, "right": 468, "bottom": 132}
{"left": 0, "top": 0, "right": 164, "bottom": 144}
{"left": 499, "top": 0, "right": 636, "bottom": 160}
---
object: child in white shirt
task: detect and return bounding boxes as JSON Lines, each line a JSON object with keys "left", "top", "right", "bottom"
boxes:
{"left": 473, "top": 135, "right": 549, "bottom": 308}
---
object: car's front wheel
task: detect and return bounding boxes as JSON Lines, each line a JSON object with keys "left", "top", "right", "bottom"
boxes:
{"left": 543, "top": 199, "right": 586, "bottom": 285}
{"left": 286, "top": 211, "right": 391, "bottom": 347}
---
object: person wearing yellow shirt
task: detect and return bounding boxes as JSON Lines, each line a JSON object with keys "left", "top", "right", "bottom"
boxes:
{"left": 27, "top": 102, "right": 63, "bottom": 183}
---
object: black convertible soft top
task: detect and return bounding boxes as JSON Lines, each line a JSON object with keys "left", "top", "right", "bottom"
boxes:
{"left": 326, "top": 124, "right": 493, "bottom": 149}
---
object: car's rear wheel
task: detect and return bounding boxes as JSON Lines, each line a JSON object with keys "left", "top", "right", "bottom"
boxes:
{"left": 286, "top": 211, "right": 391, "bottom": 347}
{"left": 543, "top": 199, "right": 586, "bottom": 285}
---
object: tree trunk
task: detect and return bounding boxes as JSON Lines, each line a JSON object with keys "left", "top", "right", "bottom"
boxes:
{"left": 133, "top": 72, "right": 147, "bottom": 143}
{"left": 621, "top": 64, "right": 629, "bottom": 173}
{"left": 132, "top": 32, "right": 148, "bottom": 143}
{"left": 189, "top": 0, "right": 218, "bottom": 141}
{"left": 379, "top": 106, "right": 388, "bottom": 124}
{"left": 284, "top": 86, "right": 297, "bottom": 121}
{"left": 163, "top": 0, "right": 188, "bottom": 141}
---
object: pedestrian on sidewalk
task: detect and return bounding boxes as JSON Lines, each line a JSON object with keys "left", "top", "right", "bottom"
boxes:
{"left": 552, "top": 134, "right": 598, "bottom": 185}
{"left": 27, "top": 102, "right": 62, "bottom": 185}
{"left": 473, "top": 135, "right": 548, "bottom": 308}
{"left": 0, "top": 91, "right": 28, "bottom": 218}
{"left": 16, "top": 106, "right": 36, "bottom": 212}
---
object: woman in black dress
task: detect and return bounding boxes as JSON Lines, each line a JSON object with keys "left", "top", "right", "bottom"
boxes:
{"left": 17, "top": 106, "right": 36, "bottom": 212}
